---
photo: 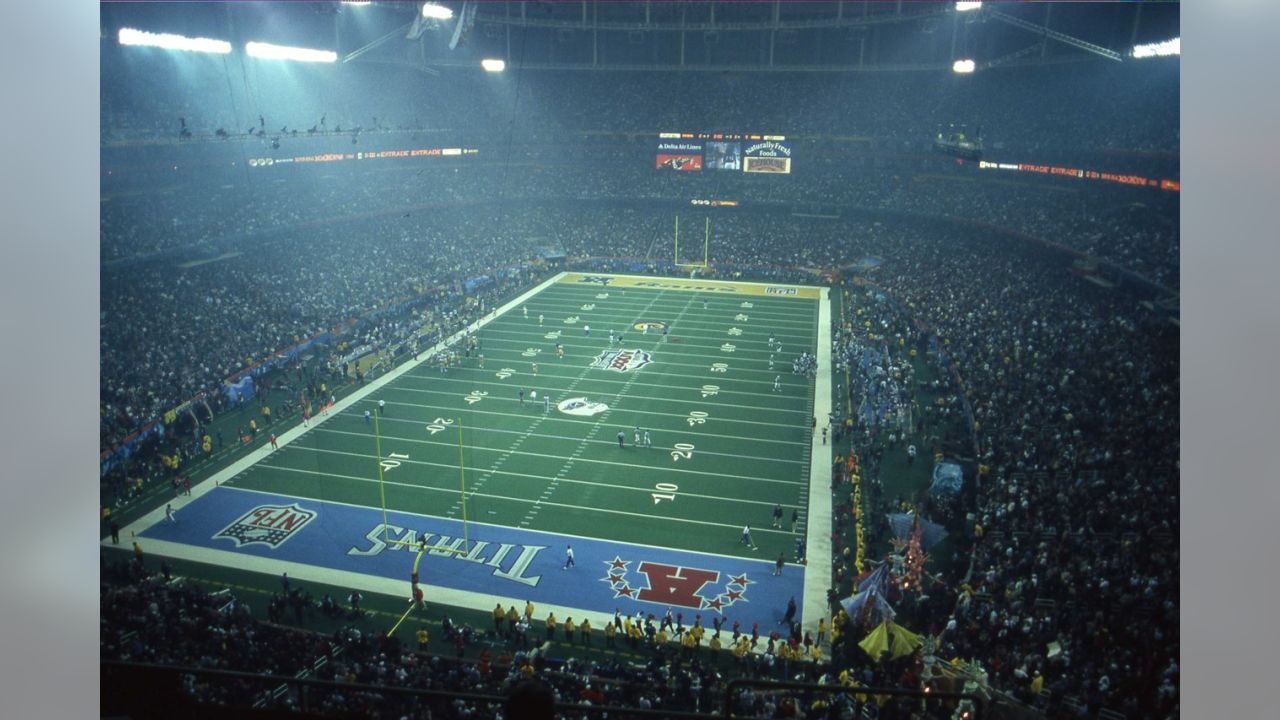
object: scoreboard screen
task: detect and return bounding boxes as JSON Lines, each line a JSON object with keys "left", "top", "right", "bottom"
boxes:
{"left": 656, "top": 133, "right": 791, "bottom": 174}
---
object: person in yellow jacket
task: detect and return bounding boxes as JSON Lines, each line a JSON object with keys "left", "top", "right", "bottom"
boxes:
{"left": 579, "top": 618, "right": 592, "bottom": 646}
{"left": 506, "top": 605, "right": 520, "bottom": 637}
{"left": 493, "top": 603, "right": 505, "bottom": 634}
{"left": 416, "top": 627, "right": 429, "bottom": 650}
{"left": 563, "top": 617, "right": 576, "bottom": 644}
{"left": 709, "top": 635, "right": 722, "bottom": 652}
{"left": 545, "top": 612, "right": 557, "bottom": 643}
{"left": 604, "top": 621, "right": 616, "bottom": 648}
{"left": 681, "top": 631, "right": 696, "bottom": 657}
{"left": 524, "top": 600, "right": 535, "bottom": 622}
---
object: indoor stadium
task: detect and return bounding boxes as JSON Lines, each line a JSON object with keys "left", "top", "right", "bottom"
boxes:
{"left": 97, "top": 2, "right": 1180, "bottom": 719}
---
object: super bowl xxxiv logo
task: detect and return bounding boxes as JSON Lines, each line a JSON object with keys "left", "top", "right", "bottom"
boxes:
{"left": 590, "top": 348, "right": 652, "bottom": 373}
{"left": 577, "top": 276, "right": 612, "bottom": 285}
{"left": 601, "top": 557, "right": 750, "bottom": 614}
{"left": 213, "top": 503, "right": 316, "bottom": 549}
{"left": 633, "top": 321, "right": 667, "bottom": 333}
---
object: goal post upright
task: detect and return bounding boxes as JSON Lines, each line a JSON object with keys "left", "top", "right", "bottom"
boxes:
{"left": 674, "top": 214, "right": 710, "bottom": 269}
{"left": 457, "top": 418, "right": 469, "bottom": 553}
{"left": 374, "top": 410, "right": 391, "bottom": 546}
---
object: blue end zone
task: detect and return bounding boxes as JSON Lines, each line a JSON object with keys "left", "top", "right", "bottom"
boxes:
{"left": 142, "top": 486, "right": 806, "bottom": 628}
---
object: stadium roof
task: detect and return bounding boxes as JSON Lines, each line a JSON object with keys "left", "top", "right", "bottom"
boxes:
{"left": 103, "top": 1, "right": 1179, "bottom": 74}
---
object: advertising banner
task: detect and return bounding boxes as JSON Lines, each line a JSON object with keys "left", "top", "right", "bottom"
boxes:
{"left": 743, "top": 140, "right": 793, "bottom": 174}
{"left": 656, "top": 154, "right": 703, "bottom": 171}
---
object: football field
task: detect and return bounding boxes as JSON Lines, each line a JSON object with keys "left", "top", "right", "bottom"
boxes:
{"left": 126, "top": 272, "right": 834, "bottom": 635}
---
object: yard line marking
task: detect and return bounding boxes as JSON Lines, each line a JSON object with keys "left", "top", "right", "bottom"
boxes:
{"left": 519, "top": 288, "right": 681, "bottom": 527}
{"left": 399, "top": 370, "right": 810, "bottom": 404}
{"left": 247, "top": 454, "right": 804, "bottom": 523}
{"left": 327, "top": 418, "right": 808, "bottom": 472}
{"left": 337, "top": 403, "right": 808, "bottom": 447}
{"left": 383, "top": 388, "right": 811, "bottom": 427}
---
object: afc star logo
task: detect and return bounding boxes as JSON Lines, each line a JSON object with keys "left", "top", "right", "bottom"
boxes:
{"left": 600, "top": 557, "right": 750, "bottom": 614}
{"left": 590, "top": 348, "right": 652, "bottom": 373}
{"left": 577, "top": 276, "right": 613, "bottom": 285}
{"left": 213, "top": 503, "right": 316, "bottom": 549}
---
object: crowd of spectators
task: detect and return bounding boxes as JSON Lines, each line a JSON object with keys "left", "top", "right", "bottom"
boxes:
{"left": 106, "top": 562, "right": 908, "bottom": 719}
{"left": 101, "top": 199, "right": 1179, "bottom": 718}
{"left": 102, "top": 44, "right": 1178, "bottom": 720}
{"left": 817, "top": 219, "right": 1177, "bottom": 718}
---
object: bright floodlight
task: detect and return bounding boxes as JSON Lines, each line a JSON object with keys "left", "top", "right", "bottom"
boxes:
{"left": 1132, "top": 37, "right": 1180, "bottom": 59}
{"left": 341, "top": 1, "right": 372, "bottom": 5}
{"left": 422, "top": 3, "right": 454, "bottom": 20}
{"left": 245, "top": 41, "right": 337, "bottom": 63}
{"left": 952, "top": 59, "right": 976, "bottom": 74}
{"left": 481, "top": 58, "right": 506, "bottom": 73}
{"left": 118, "top": 28, "right": 231, "bottom": 54}
{"left": 955, "top": 2, "right": 982, "bottom": 12}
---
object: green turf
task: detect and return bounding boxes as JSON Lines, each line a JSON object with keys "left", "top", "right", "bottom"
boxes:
{"left": 226, "top": 280, "right": 821, "bottom": 565}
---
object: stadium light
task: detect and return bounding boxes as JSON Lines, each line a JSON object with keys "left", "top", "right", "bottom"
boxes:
{"left": 422, "top": 3, "right": 454, "bottom": 20}
{"left": 952, "top": 59, "right": 976, "bottom": 74}
{"left": 481, "top": 58, "right": 506, "bottom": 73}
{"left": 341, "top": 1, "right": 372, "bottom": 5}
{"left": 245, "top": 41, "right": 338, "bottom": 63}
{"left": 118, "top": 28, "right": 231, "bottom": 54}
{"left": 955, "top": 2, "right": 982, "bottom": 12}
{"left": 1132, "top": 37, "right": 1179, "bottom": 59}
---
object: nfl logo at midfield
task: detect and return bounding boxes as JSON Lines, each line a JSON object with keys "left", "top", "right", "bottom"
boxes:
{"left": 213, "top": 503, "right": 316, "bottom": 549}
{"left": 590, "top": 348, "right": 652, "bottom": 373}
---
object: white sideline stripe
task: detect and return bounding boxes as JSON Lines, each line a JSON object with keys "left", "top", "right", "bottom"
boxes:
{"left": 110, "top": 272, "right": 569, "bottom": 546}
{"left": 109, "top": 273, "right": 814, "bottom": 632}
{"left": 802, "top": 287, "right": 834, "bottom": 641}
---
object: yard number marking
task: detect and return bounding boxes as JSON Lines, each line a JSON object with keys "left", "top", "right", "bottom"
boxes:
{"left": 671, "top": 442, "right": 695, "bottom": 463}
{"left": 700, "top": 384, "right": 720, "bottom": 398}
{"left": 425, "top": 418, "right": 455, "bottom": 435}
{"left": 381, "top": 451, "right": 410, "bottom": 472}
{"left": 651, "top": 482, "right": 680, "bottom": 505}
{"left": 686, "top": 411, "right": 709, "bottom": 427}
{"left": 464, "top": 390, "right": 488, "bottom": 405}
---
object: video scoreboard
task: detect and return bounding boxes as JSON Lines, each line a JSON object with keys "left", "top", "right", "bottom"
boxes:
{"left": 656, "top": 132, "right": 792, "bottom": 174}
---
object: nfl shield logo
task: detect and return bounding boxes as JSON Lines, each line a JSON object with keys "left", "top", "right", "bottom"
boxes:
{"left": 213, "top": 503, "right": 317, "bottom": 549}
